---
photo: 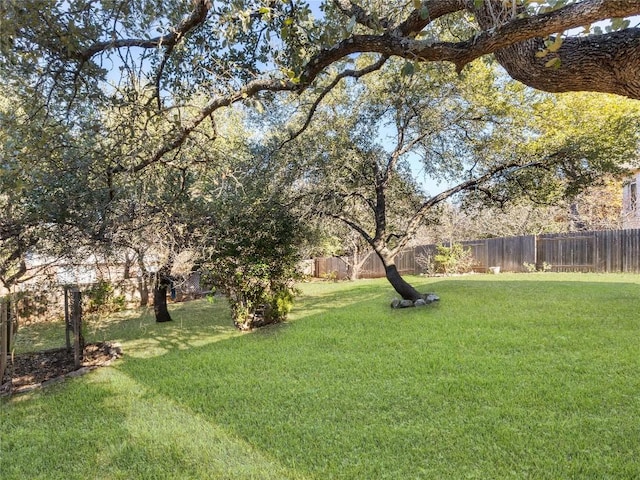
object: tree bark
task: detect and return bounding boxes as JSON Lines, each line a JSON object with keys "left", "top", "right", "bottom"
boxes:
{"left": 136, "top": 253, "right": 150, "bottom": 307}
{"left": 376, "top": 252, "right": 422, "bottom": 302}
{"left": 153, "top": 273, "right": 172, "bottom": 323}
{"left": 382, "top": 261, "right": 423, "bottom": 302}
{"left": 469, "top": 1, "right": 640, "bottom": 99}
{"left": 494, "top": 31, "right": 640, "bottom": 99}
{"left": 138, "top": 275, "right": 150, "bottom": 307}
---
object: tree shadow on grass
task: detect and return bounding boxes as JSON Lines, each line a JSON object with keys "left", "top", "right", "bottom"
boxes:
{"left": 13, "top": 298, "right": 240, "bottom": 360}
{"left": 113, "top": 275, "right": 640, "bottom": 479}
{"left": 103, "top": 299, "right": 242, "bottom": 359}
{"left": 8, "top": 276, "right": 640, "bottom": 479}
{"left": 290, "top": 279, "right": 401, "bottom": 320}
{"left": 0, "top": 367, "right": 304, "bottom": 480}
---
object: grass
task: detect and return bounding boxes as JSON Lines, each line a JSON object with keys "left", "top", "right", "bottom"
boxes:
{"left": 1, "top": 273, "right": 640, "bottom": 479}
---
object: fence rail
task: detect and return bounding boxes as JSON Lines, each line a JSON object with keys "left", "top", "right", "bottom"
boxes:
{"left": 313, "top": 229, "right": 640, "bottom": 279}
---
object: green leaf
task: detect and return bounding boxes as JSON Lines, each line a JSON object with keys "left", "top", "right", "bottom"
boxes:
{"left": 282, "top": 68, "right": 301, "bottom": 84}
{"left": 413, "top": 0, "right": 422, "bottom": 9}
{"left": 419, "top": 5, "right": 429, "bottom": 20}
{"left": 545, "top": 57, "right": 562, "bottom": 69}
{"left": 547, "top": 35, "right": 563, "bottom": 53}
{"left": 400, "top": 61, "right": 415, "bottom": 77}
{"left": 611, "top": 17, "right": 631, "bottom": 31}
{"left": 346, "top": 15, "right": 356, "bottom": 33}
{"left": 474, "top": 0, "right": 484, "bottom": 8}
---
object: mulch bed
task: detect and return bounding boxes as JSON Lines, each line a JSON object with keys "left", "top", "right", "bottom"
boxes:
{"left": 1, "top": 342, "right": 122, "bottom": 397}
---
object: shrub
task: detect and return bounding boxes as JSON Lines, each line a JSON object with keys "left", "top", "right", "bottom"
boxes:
{"left": 320, "top": 271, "right": 338, "bottom": 282}
{"left": 203, "top": 192, "right": 305, "bottom": 330}
{"left": 434, "top": 243, "right": 474, "bottom": 275}
{"left": 15, "top": 290, "right": 51, "bottom": 321}
{"left": 207, "top": 260, "right": 299, "bottom": 331}
{"left": 415, "top": 250, "right": 436, "bottom": 275}
{"left": 84, "top": 280, "right": 126, "bottom": 315}
{"left": 523, "top": 261, "right": 553, "bottom": 273}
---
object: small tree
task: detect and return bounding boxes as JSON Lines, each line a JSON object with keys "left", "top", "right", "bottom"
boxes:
{"left": 202, "top": 166, "right": 305, "bottom": 330}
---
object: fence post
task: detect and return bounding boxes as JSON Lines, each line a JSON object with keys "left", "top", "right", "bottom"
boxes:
{"left": 64, "top": 286, "right": 71, "bottom": 353}
{"left": 0, "top": 299, "right": 7, "bottom": 383}
{"left": 0, "top": 296, "right": 15, "bottom": 383}
{"left": 70, "top": 288, "right": 83, "bottom": 369}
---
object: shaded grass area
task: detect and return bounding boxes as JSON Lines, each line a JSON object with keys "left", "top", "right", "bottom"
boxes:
{"left": 2, "top": 274, "right": 640, "bottom": 479}
{"left": 12, "top": 298, "right": 238, "bottom": 358}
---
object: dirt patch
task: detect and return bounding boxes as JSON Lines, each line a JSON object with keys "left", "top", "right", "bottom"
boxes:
{"left": 1, "top": 342, "right": 122, "bottom": 396}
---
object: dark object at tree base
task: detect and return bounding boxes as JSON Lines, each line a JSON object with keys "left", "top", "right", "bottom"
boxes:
{"left": 391, "top": 293, "right": 440, "bottom": 309}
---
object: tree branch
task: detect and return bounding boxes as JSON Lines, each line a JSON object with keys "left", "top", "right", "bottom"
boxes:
{"left": 324, "top": 212, "right": 375, "bottom": 246}
{"left": 280, "top": 55, "right": 389, "bottom": 149}
{"left": 332, "top": 0, "right": 392, "bottom": 30}
{"left": 78, "top": 0, "right": 212, "bottom": 61}
{"left": 396, "top": 0, "right": 468, "bottom": 36}
{"left": 302, "top": 0, "right": 640, "bottom": 98}
{"left": 495, "top": 29, "right": 640, "bottom": 99}
{"left": 396, "top": 161, "right": 544, "bottom": 254}
{"left": 110, "top": 77, "right": 297, "bottom": 175}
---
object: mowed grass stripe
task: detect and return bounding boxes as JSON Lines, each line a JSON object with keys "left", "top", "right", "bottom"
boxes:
{"left": 2, "top": 274, "right": 639, "bottom": 479}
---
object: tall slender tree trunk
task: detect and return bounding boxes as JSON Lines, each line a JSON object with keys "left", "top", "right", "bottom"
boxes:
{"left": 138, "top": 275, "right": 150, "bottom": 307}
{"left": 153, "top": 270, "right": 172, "bottom": 323}
{"left": 136, "top": 252, "right": 150, "bottom": 307}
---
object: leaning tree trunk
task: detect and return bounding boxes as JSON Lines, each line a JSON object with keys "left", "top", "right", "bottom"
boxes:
{"left": 153, "top": 270, "right": 172, "bottom": 323}
{"left": 384, "top": 262, "right": 423, "bottom": 302}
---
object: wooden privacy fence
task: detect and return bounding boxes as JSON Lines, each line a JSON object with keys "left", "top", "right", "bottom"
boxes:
{"left": 313, "top": 228, "right": 640, "bottom": 279}
{"left": 537, "top": 229, "right": 640, "bottom": 272}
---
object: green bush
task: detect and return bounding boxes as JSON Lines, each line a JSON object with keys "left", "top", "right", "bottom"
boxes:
{"left": 84, "top": 280, "right": 126, "bottom": 315}
{"left": 207, "top": 260, "right": 299, "bottom": 331}
{"left": 523, "top": 261, "right": 553, "bottom": 273}
{"left": 434, "top": 243, "right": 475, "bottom": 275}
{"left": 202, "top": 193, "right": 305, "bottom": 330}
{"left": 15, "top": 290, "right": 51, "bottom": 321}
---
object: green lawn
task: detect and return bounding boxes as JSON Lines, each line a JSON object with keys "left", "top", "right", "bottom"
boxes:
{"left": 1, "top": 274, "right": 639, "bottom": 479}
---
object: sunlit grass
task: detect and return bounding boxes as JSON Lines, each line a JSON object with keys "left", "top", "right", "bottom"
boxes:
{"left": 2, "top": 274, "right": 640, "bottom": 479}
{"left": 12, "top": 297, "right": 239, "bottom": 358}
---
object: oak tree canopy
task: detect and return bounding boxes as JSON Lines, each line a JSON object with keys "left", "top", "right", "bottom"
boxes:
{"left": 2, "top": 1, "right": 638, "bottom": 172}
{"left": 1, "top": 1, "right": 639, "bottom": 302}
